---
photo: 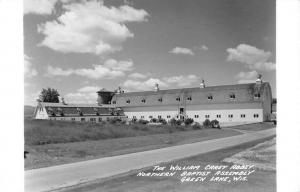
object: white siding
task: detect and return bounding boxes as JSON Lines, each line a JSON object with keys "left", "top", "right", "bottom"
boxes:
{"left": 35, "top": 107, "right": 49, "bottom": 119}
{"left": 124, "top": 108, "right": 263, "bottom": 125}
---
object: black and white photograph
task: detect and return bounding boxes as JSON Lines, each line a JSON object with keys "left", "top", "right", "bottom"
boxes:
{"left": 0, "top": 0, "right": 291, "bottom": 191}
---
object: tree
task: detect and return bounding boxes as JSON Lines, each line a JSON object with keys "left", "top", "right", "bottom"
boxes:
{"left": 39, "top": 88, "right": 60, "bottom": 103}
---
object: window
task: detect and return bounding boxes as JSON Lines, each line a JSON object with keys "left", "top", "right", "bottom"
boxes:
{"left": 228, "top": 114, "right": 233, "bottom": 118}
{"left": 149, "top": 115, "right": 153, "bottom": 118}
{"left": 158, "top": 97, "right": 163, "bottom": 102}
{"left": 207, "top": 95, "right": 213, "bottom": 100}
{"left": 98, "top": 118, "right": 102, "bottom": 122}
{"left": 158, "top": 115, "right": 162, "bottom": 119}
{"left": 167, "top": 115, "right": 171, "bottom": 118}
{"left": 133, "top": 116, "right": 137, "bottom": 119}
{"left": 187, "top": 96, "right": 192, "bottom": 101}
{"left": 254, "top": 114, "right": 259, "bottom": 118}
{"left": 141, "top": 98, "right": 146, "bottom": 103}
{"left": 90, "top": 118, "right": 96, "bottom": 122}
{"left": 141, "top": 116, "right": 144, "bottom": 119}
{"left": 254, "top": 93, "right": 261, "bottom": 98}
{"left": 112, "top": 101, "right": 116, "bottom": 104}
{"left": 229, "top": 93, "right": 236, "bottom": 99}
{"left": 216, "top": 114, "right": 221, "bottom": 118}
{"left": 81, "top": 118, "right": 85, "bottom": 122}
{"left": 241, "top": 114, "right": 246, "bottom": 118}
{"left": 126, "top": 99, "right": 130, "bottom": 104}
{"left": 194, "top": 115, "right": 199, "bottom": 118}
{"left": 205, "top": 115, "right": 210, "bottom": 118}
{"left": 176, "top": 97, "right": 180, "bottom": 101}
{"left": 71, "top": 118, "right": 76, "bottom": 121}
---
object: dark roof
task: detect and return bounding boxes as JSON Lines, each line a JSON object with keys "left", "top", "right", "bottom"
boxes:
{"left": 112, "top": 82, "right": 272, "bottom": 107}
{"left": 38, "top": 102, "right": 124, "bottom": 117}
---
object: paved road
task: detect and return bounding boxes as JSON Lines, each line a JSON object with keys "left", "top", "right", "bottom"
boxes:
{"left": 25, "top": 128, "right": 275, "bottom": 192}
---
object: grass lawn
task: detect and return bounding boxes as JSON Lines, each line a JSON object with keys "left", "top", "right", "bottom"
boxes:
{"left": 224, "top": 122, "right": 275, "bottom": 132}
{"left": 25, "top": 128, "right": 241, "bottom": 169}
{"left": 62, "top": 136, "right": 275, "bottom": 192}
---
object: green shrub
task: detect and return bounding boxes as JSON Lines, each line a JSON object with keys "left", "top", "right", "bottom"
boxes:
{"left": 137, "top": 119, "right": 149, "bottom": 124}
{"left": 203, "top": 119, "right": 211, "bottom": 128}
{"left": 150, "top": 118, "right": 158, "bottom": 123}
{"left": 192, "top": 122, "right": 202, "bottom": 130}
{"left": 211, "top": 119, "right": 221, "bottom": 129}
{"left": 184, "top": 118, "right": 194, "bottom": 126}
{"left": 158, "top": 118, "right": 167, "bottom": 125}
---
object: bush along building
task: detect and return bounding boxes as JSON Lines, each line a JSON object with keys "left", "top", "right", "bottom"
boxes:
{"left": 106, "top": 75, "right": 273, "bottom": 126}
{"left": 33, "top": 96, "right": 126, "bottom": 122}
{"left": 34, "top": 75, "right": 273, "bottom": 126}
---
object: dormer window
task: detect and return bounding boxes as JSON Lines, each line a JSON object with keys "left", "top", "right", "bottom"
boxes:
{"left": 126, "top": 99, "right": 130, "bottom": 104}
{"left": 187, "top": 96, "right": 192, "bottom": 101}
{"left": 77, "top": 108, "right": 83, "bottom": 116}
{"left": 141, "top": 98, "right": 146, "bottom": 103}
{"left": 176, "top": 97, "right": 181, "bottom": 101}
{"left": 254, "top": 93, "right": 261, "bottom": 98}
{"left": 207, "top": 95, "right": 213, "bottom": 100}
{"left": 158, "top": 97, "right": 163, "bottom": 102}
{"left": 229, "top": 93, "right": 236, "bottom": 99}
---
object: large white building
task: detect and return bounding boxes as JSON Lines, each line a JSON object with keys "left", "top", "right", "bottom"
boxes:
{"left": 97, "top": 75, "right": 273, "bottom": 126}
{"left": 34, "top": 75, "right": 273, "bottom": 126}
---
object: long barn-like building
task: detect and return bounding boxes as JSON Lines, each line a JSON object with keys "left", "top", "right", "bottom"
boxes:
{"left": 34, "top": 75, "right": 273, "bottom": 126}
{"left": 97, "top": 75, "right": 273, "bottom": 126}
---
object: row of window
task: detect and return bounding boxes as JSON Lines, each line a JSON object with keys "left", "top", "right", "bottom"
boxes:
{"left": 130, "top": 114, "right": 260, "bottom": 119}
{"left": 116, "top": 93, "right": 261, "bottom": 105}
{"left": 52, "top": 117, "right": 112, "bottom": 122}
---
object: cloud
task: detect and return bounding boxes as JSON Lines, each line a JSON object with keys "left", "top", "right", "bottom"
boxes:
{"left": 123, "top": 78, "right": 168, "bottom": 91}
{"left": 200, "top": 45, "right": 208, "bottom": 51}
{"left": 163, "top": 74, "right": 198, "bottom": 86}
{"left": 169, "top": 47, "right": 194, "bottom": 55}
{"left": 123, "top": 74, "right": 199, "bottom": 91}
{"left": 24, "top": 55, "right": 38, "bottom": 78}
{"left": 46, "top": 59, "right": 133, "bottom": 79}
{"left": 235, "top": 70, "right": 258, "bottom": 84}
{"left": 103, "top": 59, "right": 133, "bottom": 71}
{"left": 64, "top": 86, "right": 101, "bottom": 104}
{"left": 24, "top": 0, "right": 57, "bottom": 15}
{"left": 77, "top": 86, "right": 101, "bottom": 93}
{"left": 227, "top": 44, "right": 275, "bottom": 71}
{"left": 37, "top": 0, "right": 149, "bottom": 55}
{"left": 128, "top": 72, "right": 148, "bottom": 79}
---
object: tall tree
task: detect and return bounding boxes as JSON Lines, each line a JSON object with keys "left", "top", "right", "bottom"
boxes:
{"left": 39, "top": 88, "right": 60, "bottom": 103}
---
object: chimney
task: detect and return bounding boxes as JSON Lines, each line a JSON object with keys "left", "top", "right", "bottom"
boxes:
{"left": 154, "top": 83, "right": 159, "bottom": 92}
{"left": 61, "top": 97, "right": 67, "bottom": 105}
{"left": 200, "top": 79, "right": 205, "bottom": 88}
{"left": 256, "top": 74, "right": 262, "bottom": 84}
{"left": 116, "top": 86, "right": 123, "bottom": 94}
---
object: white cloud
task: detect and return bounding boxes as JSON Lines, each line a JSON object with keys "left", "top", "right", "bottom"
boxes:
{"left": 123, "top": 74, "right": 199, "bottom": 91}
{"left": 24, "top": 0, "right": 57, "bottom": 15}
{"left": 37, "top": 0, "right": 149, "bottom": 55}
{"left": 163, "top": 74, "right": 198, "bottom": 86}
{"left": 169, "top": 47, "right": 194, "bottom": 55}
{"left": 235, "top": 70, "right": 258, "bottom": 84}
{"left": 24, "top": 54, "right": 38, "bottom": 78}
{"left": 77, "top": 86, "right": 101, "bottom": 93}
{"left": 227, "top": 44, "right": 276, "bottom": 71}
{"left": 64, "top": 85, "right": 101, "bottom": 104}
{"left": 128, "top": 72, "right": 148, "bottom": 79}
{"left": 201, "top": 45, "right": 208, "bottom": 51}
{"left": 47, "top": 59, "right": 133, "bottom": 79}
{"left": 103, "top": 59, "right": 133, "bottom": 71}
{"left": 123, "top": 78, "right": 168, "bottom": 91}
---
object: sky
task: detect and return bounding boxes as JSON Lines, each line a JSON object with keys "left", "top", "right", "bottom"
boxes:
{"left": 24, "top": 0, "right": 276, "bottom": 106}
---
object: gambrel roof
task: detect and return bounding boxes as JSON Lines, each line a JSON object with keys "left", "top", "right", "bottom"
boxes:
{"left": 111, "top": 82, "right": 272, "bottom": 107}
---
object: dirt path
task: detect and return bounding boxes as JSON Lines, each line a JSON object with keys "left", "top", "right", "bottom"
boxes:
{"left": 25, "top": 128, "right": 275, "bottom": 192}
